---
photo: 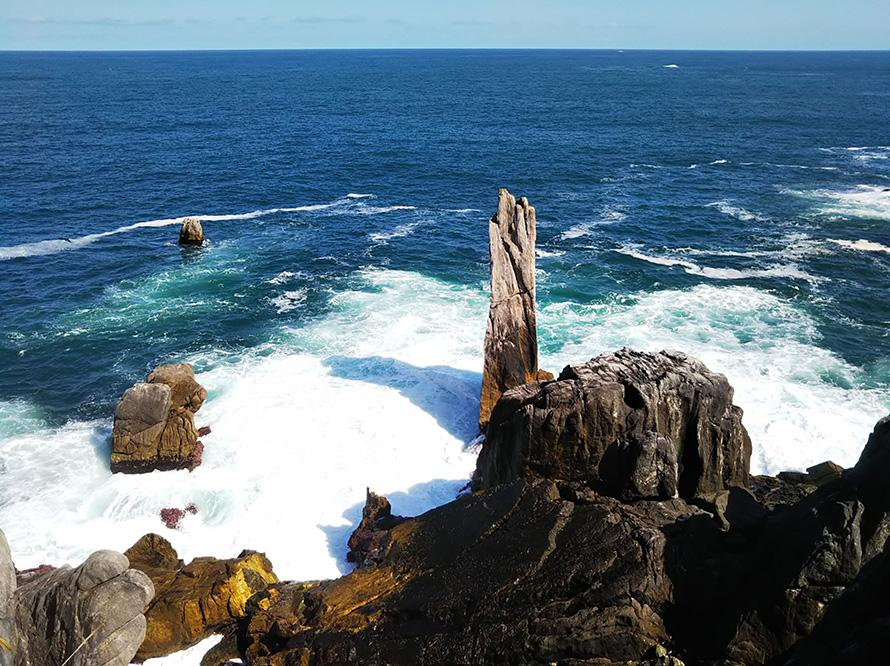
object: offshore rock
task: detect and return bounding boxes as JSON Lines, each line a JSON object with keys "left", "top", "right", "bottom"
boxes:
{"left": 480, "top": 189, "right": 541, "bottom": 431}
{"left": 12, "top": 545, "right": 154, "bottom": 666}
{"left": 111, "top": 363, "right": 208, "bottom": 474}
{"left": 178, "top": 217, "right": 204, "bottom": 246}
{"left": 475, "top": 348, "right": 752, "bottom": 503}
{"left": 242, "top": 479, "right": 712, "bottom": 666}
{"left": 125, "top": 534, "right": 278, "bottom": 661}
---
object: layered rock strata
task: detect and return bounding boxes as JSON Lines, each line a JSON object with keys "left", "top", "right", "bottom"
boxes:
{"left": 124, "top": 534, "right": 278, "bottom": 661}
{"left": 111, "top": 364, "right": 208, "bottom": 474}
{"left": 475, "top": 348, "right": 752, "bottom": 503}
{"left": 480, "top": 189, "right": 545, "bottom": 431}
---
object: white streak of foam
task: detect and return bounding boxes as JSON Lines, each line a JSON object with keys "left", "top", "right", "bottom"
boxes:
{"left": 830, "top": 238, "right": 890, "bottom": 254}
{"left": 369, "top": 221, "right": 422, "bottom": 244}
{"left": 707, "top": 200, "right": 768, "bottom": 222}
{"left": 784, "top": 184, "right": 890, "bottom": 221}
{"left": 616, "top": 245, "right": 819, "bottom": 282}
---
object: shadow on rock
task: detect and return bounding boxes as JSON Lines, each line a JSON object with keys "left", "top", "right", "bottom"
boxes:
{"left": 323, "top": 355, "right": 481, "bottom": 443}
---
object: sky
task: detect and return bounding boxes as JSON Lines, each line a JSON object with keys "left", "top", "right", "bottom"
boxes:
{"left": 1, "top": 0, "right": 888, "bottom": 51}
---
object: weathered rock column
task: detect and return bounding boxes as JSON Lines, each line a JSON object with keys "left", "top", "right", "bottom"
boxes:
{"left": 480, "top": 189, "right": 542, "bottom": 432}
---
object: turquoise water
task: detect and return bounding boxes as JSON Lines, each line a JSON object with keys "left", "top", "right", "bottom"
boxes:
{"left": 1, "top": 51, "right": 889, "bottom": 604}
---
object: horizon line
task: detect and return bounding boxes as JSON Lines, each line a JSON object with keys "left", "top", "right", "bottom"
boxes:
{"left": 2, "top": 47, "right": 889, "bottom": 54}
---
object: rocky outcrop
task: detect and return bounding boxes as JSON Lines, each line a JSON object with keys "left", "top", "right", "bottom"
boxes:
{"left": 475, "top": 348, "right": 752, "bottom": 503}
{"left": 242, "top": 480, "right": 707, "bottom": 666}
{"left": 0, "top": 531, "right": 154, "bottom": 666}
{"left": 111, "top": 364, "right": 208, "bottom": 474}
{"left": 347, "top": 489, "right": 406, "bottom": 569}
{"left": 178, "top": 217, "right": 204, "bottom": 246}
{"left": 124, "top": 534, "right": 277, "bottom": 661}
{"left": 480, "top": 189, "right": 543, "bottom": 431}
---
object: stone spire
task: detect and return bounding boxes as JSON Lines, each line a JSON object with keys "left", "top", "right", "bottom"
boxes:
{"left": 479, "top": 189, "right": 542, "bottom": 431}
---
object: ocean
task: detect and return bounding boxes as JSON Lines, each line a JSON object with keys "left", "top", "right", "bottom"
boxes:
{"left": 1, "top": 49, "right": 889, "bottom": 662}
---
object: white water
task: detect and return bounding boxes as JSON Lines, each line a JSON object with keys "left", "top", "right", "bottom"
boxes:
{"left": 1, "top": 269, "right": 889, "bottom": 665}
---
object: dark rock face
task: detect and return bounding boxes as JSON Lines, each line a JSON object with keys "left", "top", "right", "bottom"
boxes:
{"left": 480, "top": 189, "right": 541, "bottom": 431}
{"left": 111, "top": 363, "right": 208, "bottom": 474}
{"left": 124, "top": 534, "right": 277, "bottom": 661}
{"left": 243, "top": 480, "right": 708, "bottom": 666}
{"left": 347, "top": 489, "right": 406, "bottom": 568}
{"left": 178, "top": 217, "right": 204, "bottom": 246}
{"left": 475, "top": 348, "right": 752, "bottom": 503}
{"left": 6, "top": 542, "right": 154, "bottom": 666}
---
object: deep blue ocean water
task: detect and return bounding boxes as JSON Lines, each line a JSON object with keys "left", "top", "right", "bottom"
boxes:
{"left": 1, "top": 51, "right": 890, "bottom": 604}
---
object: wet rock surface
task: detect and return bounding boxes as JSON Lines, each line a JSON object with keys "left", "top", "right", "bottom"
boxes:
{"left": 111, "top": 363, "right": 208, "bottom": 474}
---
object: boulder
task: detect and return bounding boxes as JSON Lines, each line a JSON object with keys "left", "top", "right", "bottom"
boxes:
{"left": 124, "top": 534, "right": 278, "bottom": 661}
{"left": 474, "top": 348, "right": 752, "bottom": 503}
{"left": 480, "top": 189, "right": 542, "bottom": 431}
{"left": 11, "top": 545, "right": 154, "bottom": 666}
{"left": 111, "top": 363, "right": 208, "bottom": 474}
{"left": 178, "top": 217, "right": 204, "bottom": 246}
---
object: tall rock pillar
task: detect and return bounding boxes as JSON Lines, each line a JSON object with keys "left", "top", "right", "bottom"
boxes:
{"left": 480, "top": 189, "right": 541, "bottom": 432}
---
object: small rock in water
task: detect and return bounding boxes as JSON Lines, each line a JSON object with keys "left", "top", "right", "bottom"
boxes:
{"left": 160, "top": 503, "right": 198, "bottom": 530}
{"left": 178, "top": 217, "right": 204, "bottom": 245}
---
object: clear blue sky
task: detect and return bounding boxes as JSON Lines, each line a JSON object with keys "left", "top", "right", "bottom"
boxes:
{"left": 1, "top": 1, "right": 888, "bottom": 51}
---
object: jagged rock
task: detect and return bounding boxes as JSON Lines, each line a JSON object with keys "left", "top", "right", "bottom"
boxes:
{"left": 750, "top": 474, "right": 817, "bottom": 511}
{"left": 678, "top": 415, "right": 890, "bottom": 664}
{"left": 111, "top": 363, "right": 208, "bottom": 474}
{"left": 475, "top": 348, "right": 752, "bottom": 503}
{"left": 12, "top": 547, "right": 154, "bottom": 666}
{"left": 125, "top": 534, "right": 277, "bottom": 661}
{"left": 347, "top": 489, "right": 406, "bottom": 568}
{"left": 480, "top": 189, "right": 541, "bottom": 431}
{"left": 241, "top": 479, "right": 715, "bottom": 666}
{"left": 178, "top": 217, "right": 204, "bottom": 246}
{"left": 602, "top": 431, "right": 678, "bottom": 501}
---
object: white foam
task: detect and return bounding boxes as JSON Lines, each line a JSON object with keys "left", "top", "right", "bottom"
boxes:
{"left": 707, "top": 200, "right": 768, "bottom": 222}
{"left": 369, "top": 221, "right": 422, "bottom": 243}
{"left": 663, "top": 64, "right": 679, "bottom": 68}
{"left": 825, "top": 146, "right": 890, "bottom": 162}
{"left": 346, "top": 193, "right": 375, "bottom": 199}
{"left": 786, "top": 184, "right": 890, "bottom": 221}
{"left": 536, "top": 249, "right": 566, "bottom": 258}
{"left": 354, "top": 205, "right": 416, "bottom": 215}
{"left": 0, "top": 269, "right": 485, "bottom": 586}
{"left": 141, "top": 635, "right": 223, "bottom": 666}
{"left": 830, "top": 238, "right": 890, "bottom": 254}
{"left": 560, "top": 224, "right": 591, "bottom": 240}
{"left": 266, "top": 271, "right": 296, "bottom": 285}
{"left": 616, "top": 245, "right": 818, "bottom": 282}
{"left": 270, "top": 288, "right": 308, "bottom": 313}
{"left": 710, "top": 159, "right": 729, "bottom": 165}
{"left": 540, "top": 285, "right": 890, "bottom": 475}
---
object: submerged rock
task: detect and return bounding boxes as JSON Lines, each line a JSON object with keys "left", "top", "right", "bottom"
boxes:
{"left": 178, "top": 217, "right": 204, "bottom": 246}
{"left": 0, "top": 530, "right": 154, "bottom": 666}
{"left": 125, "top": 534, "right": 278, "bottom": 661}
{"left": 475, "top": 348, "right": 752, "bottom": 503}
{"left": 111, "top": 363, "right": 208, "bottom": 474}
{"left": 480, "top": 189, "right": 542, "bottom": 431}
